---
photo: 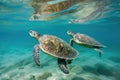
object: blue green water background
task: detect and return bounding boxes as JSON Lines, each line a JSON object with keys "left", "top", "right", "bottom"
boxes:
{"left": 0, "top": 0, "right": 120, "bottom": 80}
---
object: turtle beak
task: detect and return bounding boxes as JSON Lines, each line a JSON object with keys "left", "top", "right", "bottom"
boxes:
{"left": 67, "top": 31, "right": 69, "bottom": 34}
{"left": 29, "top": 30, "right": 34, "bottom": 37}
{"left": 67, "top": 31, "right": 71, "bottom": 35}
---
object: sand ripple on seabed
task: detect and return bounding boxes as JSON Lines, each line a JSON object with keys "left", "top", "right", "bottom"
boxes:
{"left": 0, "top": 53, "right": 55, "bottom": 80}
{"left": 0, "top": 51, "right": 120, "bottom": 80}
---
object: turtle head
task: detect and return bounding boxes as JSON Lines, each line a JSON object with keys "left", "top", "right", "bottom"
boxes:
{"left": 67, "top": 30, "right": 74, "bottom": 37}
{"left": 29, "top": 30, "right": 40, "bottom": 40}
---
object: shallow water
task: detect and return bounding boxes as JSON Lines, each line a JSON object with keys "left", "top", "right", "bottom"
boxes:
{"left": 0, "top": 0, "right": 120, "bottom": 80}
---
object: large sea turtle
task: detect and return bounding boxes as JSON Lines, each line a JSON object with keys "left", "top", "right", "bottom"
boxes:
{"left": 67, "top": 30, "right": 106, "bottom": 57}
{"left": 29, "top": 30, "right": 78, "bottom": 74}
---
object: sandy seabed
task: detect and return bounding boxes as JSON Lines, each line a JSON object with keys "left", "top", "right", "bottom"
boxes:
{"left": 0, "top": 48, "right": 120, "bottom": 80}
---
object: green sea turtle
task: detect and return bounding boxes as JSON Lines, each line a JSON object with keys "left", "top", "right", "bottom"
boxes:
{"left": 29, "top": 30, "right": 78, "bottom": 74}
{"left": 67, "top": 30, "right": 106, "bottom": 57}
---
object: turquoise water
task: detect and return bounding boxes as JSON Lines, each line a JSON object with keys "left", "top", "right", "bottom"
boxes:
{"left": 0, "top": 0, "right": 120, "bottom": 80}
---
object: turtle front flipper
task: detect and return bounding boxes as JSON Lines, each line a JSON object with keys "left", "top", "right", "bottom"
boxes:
{"left": 58, "top": 58, "right": 69, "bottom": 74}
{"left": 33, "top": 44, "right": 40, "bottom": 66}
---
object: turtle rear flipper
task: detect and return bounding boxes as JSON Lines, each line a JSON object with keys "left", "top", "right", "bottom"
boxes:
{"left": 70, "top": 39, "right": 74, "bottom": 46}
{"left": 33, "top": 44, "right": 40, "bottom": 66}
{"left": 58, "top": 58, "right": 69, "bottom": 74}
{"left": 67, "top": 60, "right": 72, "bottom": 64}
{"left": 94, "top": 48, "right": 103, "bottom": 58}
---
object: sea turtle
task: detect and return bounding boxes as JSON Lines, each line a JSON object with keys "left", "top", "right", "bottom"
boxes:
{"left": 67, "top": 30, "right": 106, "bottom": 57}
{"left": 29, "top": 30, "right": 79, "bottom": 74}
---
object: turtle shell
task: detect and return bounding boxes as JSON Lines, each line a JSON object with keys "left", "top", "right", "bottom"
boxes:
{"left": 39, "top": 35, "right": 78, "bottom": 60}
{"left": 74, "top": 33, "right": 104, "bottom": 47}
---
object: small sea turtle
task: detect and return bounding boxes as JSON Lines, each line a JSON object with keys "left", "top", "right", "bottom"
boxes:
{"left": 67, "top": 30, "right": 106, "bottom": 57}
{"left": 29, "top": 30, "right": 78, "bottom": 74}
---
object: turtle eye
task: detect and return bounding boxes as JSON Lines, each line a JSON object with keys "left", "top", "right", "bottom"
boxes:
{"left": 33, "top": 32, "right": 36, "bottom": 36}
